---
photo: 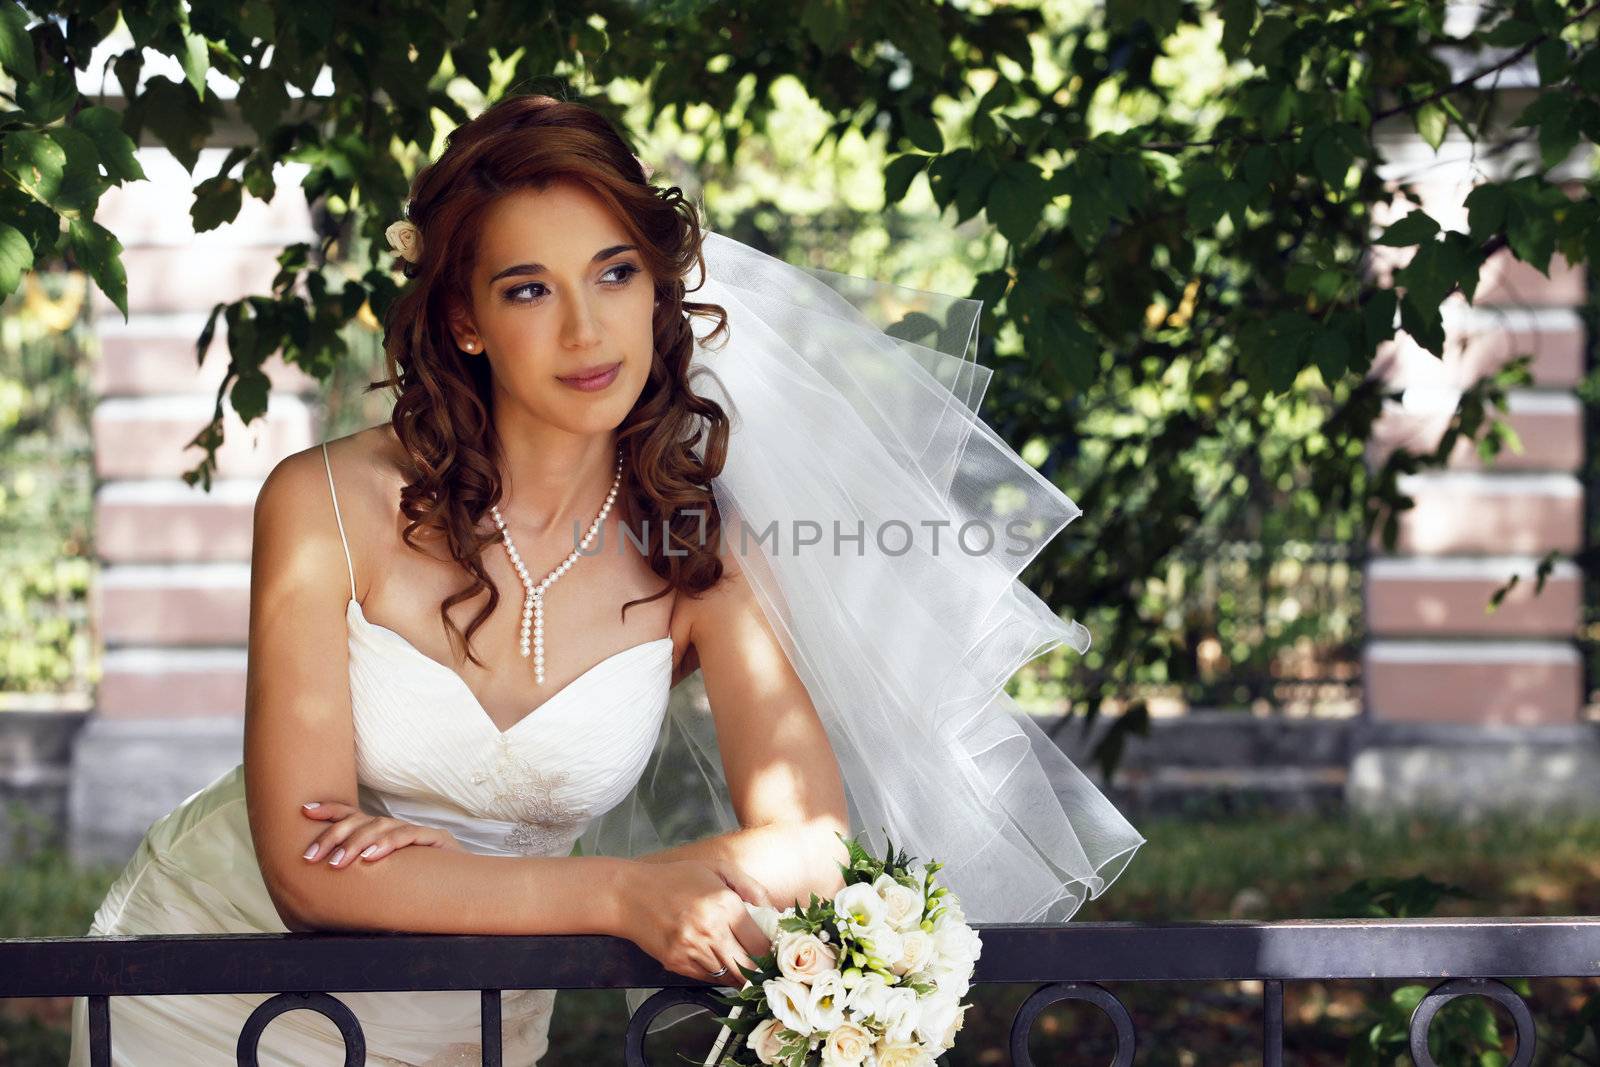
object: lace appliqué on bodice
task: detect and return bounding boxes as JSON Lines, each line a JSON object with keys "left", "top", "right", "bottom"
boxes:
{"left": 471, "top": 735, "right": 590, "bottom": 855}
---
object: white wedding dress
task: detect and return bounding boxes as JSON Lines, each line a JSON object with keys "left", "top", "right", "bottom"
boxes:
{"left": 68, "top": 442, "right": 676, "bottom": 1065}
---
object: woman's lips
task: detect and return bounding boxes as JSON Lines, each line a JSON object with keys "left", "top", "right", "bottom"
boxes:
{"left": 556, "top": 361, "right": 621, "bottom": 391}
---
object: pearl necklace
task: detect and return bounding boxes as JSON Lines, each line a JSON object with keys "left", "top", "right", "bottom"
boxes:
{"left": 489, "top": 447, "right": 623, "bottom": 685}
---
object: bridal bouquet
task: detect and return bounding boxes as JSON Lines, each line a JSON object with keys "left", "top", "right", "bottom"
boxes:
{"left": 697, "top": 834, "right": 979, "bottom": 1067}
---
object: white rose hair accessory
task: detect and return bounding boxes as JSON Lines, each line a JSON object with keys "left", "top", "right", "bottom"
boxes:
{"left": 385, "top": 218, "right": 422, "bottom": 266}
{"left": 384, "top": 152, "right": 652, "bottom": 272}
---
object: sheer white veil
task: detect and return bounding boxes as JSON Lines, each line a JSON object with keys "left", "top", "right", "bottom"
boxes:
{"left": 574, "top": 230, "right": 1146, "bottom": 1035}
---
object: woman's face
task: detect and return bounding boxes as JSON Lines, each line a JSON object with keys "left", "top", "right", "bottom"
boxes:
{"left": 450, "top": 180, "right": 656, "bottom": 433}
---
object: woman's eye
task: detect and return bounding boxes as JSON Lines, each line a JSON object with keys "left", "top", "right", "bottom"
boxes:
{"left": 503, "top": 263, "right": 640, "bottom": 304}
{"left": 604, "top": 263, "right": 641, "bottom": 285}
{"left": 505, "top": 282, "right": 547, "bottom": 302}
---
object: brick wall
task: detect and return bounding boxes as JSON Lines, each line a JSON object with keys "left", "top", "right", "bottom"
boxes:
{"left": 1346, "top": 7, "right": 1595, "bottom": 817}
{"left": 68, "top": 145, "right": 320, "bottom": 861}
{"left": 1362, "top": 133, "right": 1589, "bottom": 728}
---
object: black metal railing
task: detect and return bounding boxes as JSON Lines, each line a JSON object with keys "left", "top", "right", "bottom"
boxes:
{"left": 4, "top": 917, "right": 1598, "bottom": 1065}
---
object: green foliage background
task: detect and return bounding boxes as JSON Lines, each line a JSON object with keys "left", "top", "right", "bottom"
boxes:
{"left": 2, "top": 0, "right": 1598, "bottom": 769}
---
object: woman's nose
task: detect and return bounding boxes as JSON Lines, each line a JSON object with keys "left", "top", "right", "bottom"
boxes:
{"left": 560, "top": 292, "right": 602, "bottom": 348}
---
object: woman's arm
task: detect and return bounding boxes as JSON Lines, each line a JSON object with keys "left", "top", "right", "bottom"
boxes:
{"left": 242, "top": 445, "right": 636, "bottom": 936}
{"left": 642, "top": 543, "right": 851, "bottom": 910}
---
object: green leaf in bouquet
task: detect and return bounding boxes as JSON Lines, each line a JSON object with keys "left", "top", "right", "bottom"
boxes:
{"left": 720, "top": 1010, "right": 763, "bottom": 1033}
{"left": 780, "top": 1036, "right": 812, "bottom": 1067}
{"left": 839, "top": 832, "right": 876, "bottom": 874}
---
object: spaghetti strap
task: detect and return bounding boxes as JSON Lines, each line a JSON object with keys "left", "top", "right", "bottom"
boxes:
{"left": 320, "top": 442, "right": 358, "bottom": 602}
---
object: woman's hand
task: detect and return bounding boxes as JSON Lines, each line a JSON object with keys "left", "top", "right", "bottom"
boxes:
{"left": 299, "top": 801, "right": 462, "bottom": 868}
{"left": 621, "top": 859, "right": 775, "bottom": 989}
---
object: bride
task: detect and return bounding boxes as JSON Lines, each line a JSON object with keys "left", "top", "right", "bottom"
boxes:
{"left": 70, "top": 91, "right": 1145, "bottom": 1065}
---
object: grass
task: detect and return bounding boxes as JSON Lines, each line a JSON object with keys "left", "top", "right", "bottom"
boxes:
{"left": 6, "top": 806, "right": 1600, "bottom": 1064}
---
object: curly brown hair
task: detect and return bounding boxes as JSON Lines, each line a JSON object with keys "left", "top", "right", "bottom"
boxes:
{"left": 374, "top": 93, "right": 732, "bottom": 670}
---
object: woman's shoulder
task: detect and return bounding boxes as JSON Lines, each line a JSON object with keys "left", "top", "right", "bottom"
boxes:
{"left": 256, "top": 424, "right": 403, "bottom": 552}
{"left": 321, "top": 422, "right": 408, "bottom": 481}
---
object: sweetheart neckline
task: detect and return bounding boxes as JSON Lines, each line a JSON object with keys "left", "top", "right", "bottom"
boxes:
{"left": 345, "top": 597, "right": 672, "bottom": 737}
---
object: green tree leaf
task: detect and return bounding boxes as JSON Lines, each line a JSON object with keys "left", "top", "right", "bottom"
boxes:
{"left": 65, "top": 217, "right": 127, "bottom": 321}
{"left": 1218, "top": 0, "right": 1257, "bottom": 61}
{"left": 72, "top": 106, "right": 147, "bottom": 183}
{"left": 1311, "top": 327, "right": 1349, "bottom": 383}
{"left": 231, "top": 365, "right": 271, "bottom": 422}
{"left": 986, "top": 160, "right": 1048, "bottom": 245}
{"left": 1312, "top": 125, "right": 1352, "bottom": 188}
{"left": 1535, "top": 38, "right": 1570, "bottom": 86}
{"left": 0, "top": 220, "right": 33, "bottom": 298}
{"left": 0, "top": 1, "right": 35, "bottom": 80}
{"left": 18, "top": 64, "right": 75, "bottom": 125}
{"left": 3, "top": 131, "right": 67, "bottom": 203}
{"left": 883, "top": 153, "right": 928, "bottom": 206}
{"left": 192, "top": 176, "right": 243, "bottom": 232}
{"left": 800, "top": 0, "right": 848, "bottom": 52}
{"left": 901, "top": 107, "right": 944, "bottom": 154}
{"left": 1362, "top": 287, "right": 1398, "bottom": 351}
{"left": 1399, "top": 292, "right": 1444, "bottom": 355}
{"left": 1375, "top": 210, "right": 1440, "bottom": 247}
{"left": 923, "top": 147, "right": 966, "bottom": 210}
{"left": 1482, "top": 17, "right": 1539, "bottom": 47}
{"left": 1463, "top": 183, "right": 1507, "bottom": 244}
{"left": 1505, "top": 185, "right": 1557, "bottom": 275}
{"left": 1415, "top": 101, "right": 1448, "bottom": 150}
{"left": 44, "top": 126, "right": 106, "bottom": 214}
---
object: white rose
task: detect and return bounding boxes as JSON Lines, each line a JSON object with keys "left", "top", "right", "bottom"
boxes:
{"left": 932, "top": 922, "right": 982, "bottom": 967}
{"left": 763, "top": 976, "right": 817, "bottom": 1035}
{"left": 891, "top": 929, "right": 934, "bottom": 976}
{"left": 745, "top": 902, "right": 785, "bottom": 943}
{"left": 776, "top": 929, "right": 839, "bottom": 984}
{"left": 820, "top": 1019, "right": 875, "bottom": 1067}
{"left": 928, "top": 961, "right": 971, "bottom": 1000}
{"left": 805, "top": 970, "right": 849, "bottom": 1033}
{"left": 911, "top": 991, "right": 960, "bottom": 1048}
{"left": 872, "top": 873, "right": 925, "bottom": 930}
{"left": 746, "top": 1017, "right": 788, "bottom": 1065}
{"left": 939, "top": 1002, "right": 969, "bottom": 1051}
{"left": 384, "top": 219, "right": 423, "bottom": 264}
{"left": 834, "top": 883, "right": 887, "bottom": 930}
{"left": 859, "top": 924, "right": 903, "bottom": 971}
{"left": 874, "top": 986, "right": 921, "bottom": 1044}
{"left": 845, "top": 971, "right": 890, "bottom": 1018}
{"left": 873, "top": 1038, "right": 935, "bottom": 1067}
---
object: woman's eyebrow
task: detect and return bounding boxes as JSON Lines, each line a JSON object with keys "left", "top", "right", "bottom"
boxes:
{"left": 488, "top": 243, "right": 638, "bottom": 284}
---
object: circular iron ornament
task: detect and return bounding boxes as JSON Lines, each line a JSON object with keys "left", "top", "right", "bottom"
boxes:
{"left": 1009, "top": 981, "right": 1136, "bottom": 1067}
{"left": 236, "top": 991, "right": 366, "bottom": 1067}
{"left": 624, "top": 987, "right": 733, "bottom": 1066}
{"left": 1408, "top": 977, "right": 1535, "bottom": 1067}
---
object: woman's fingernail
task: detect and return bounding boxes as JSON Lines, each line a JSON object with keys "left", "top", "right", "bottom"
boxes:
{"left": 303, "top": 843, "right": 319, "bottom": 860}
{"left": 302, "top": 802, "right": 321, "bottom": 810}
{"left": 360, "top": 845, "right": 377, "bottom": 858}
{"left": 329, "top": 847, "right": 345, "bottom": 865}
